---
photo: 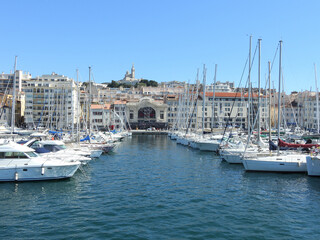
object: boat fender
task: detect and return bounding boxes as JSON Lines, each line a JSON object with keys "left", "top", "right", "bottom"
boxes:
{"left": 41, "top": 167, "right": 45, "bottom": 175}
{"left": 14, "top": 172, "right": 18, "bottom": 181}
{"left": 298, "top": 161, "right": 301, "bottom": 167}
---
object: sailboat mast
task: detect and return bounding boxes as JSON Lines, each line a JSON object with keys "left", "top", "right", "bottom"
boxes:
{"left": 257, "top": 39, "right": 262, "bottom": 142}
{"left": 314, "top": 64, "right": 319, "bottom": 133}
{"left": 277, "top": 40, "right": 282, "bottom": 153}
{"left": 76, "top": 69, "right": 80, "bottom": 142}
{"left": 202, "top": 64, "right": 207, "bottom": 135}
{"left": 248, "top": 35, "right": 252, "bottom": 136}
{"left": 268, "top": 61, "right": 272, "bottom": 142}
{"left": 211, "top": 64, "right": 217, "bottom": 131}
{"left": 89, "top": 66, "right": 92, "bottom": 135}
{"left": 11, "top": 56, "right": 17, "bottom": 134}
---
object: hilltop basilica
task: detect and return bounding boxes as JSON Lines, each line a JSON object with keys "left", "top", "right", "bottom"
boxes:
{"left": 117, "top": 64, "right": 142, "bottom": 86}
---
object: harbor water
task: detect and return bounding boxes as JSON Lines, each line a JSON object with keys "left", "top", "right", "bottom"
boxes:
{"left": 1, "top": 135, "right": 320, "bottom": 239}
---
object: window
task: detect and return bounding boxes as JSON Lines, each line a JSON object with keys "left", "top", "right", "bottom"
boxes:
{"left": 160, "top": 111, "right": 164, "bottom": 119}
{"left": 2, "top": 152, "right": 28, "bottom": 158}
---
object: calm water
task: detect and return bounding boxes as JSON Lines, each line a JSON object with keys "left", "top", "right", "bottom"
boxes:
{"left": 1, "top": 135, "right": 320, "bottom": 239}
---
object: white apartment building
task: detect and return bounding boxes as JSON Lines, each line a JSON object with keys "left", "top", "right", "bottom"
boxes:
{"left": 299, "top": 93, "right": 320, "bottom": 130}
{"left": 0, "top": 70, "right": 32, "bottom": 94}
{"left": 281, "top": 91, "right": 318, "bottom": 130}
{"left": 23, "top": 73, "right": 80, "bottom": 130}
{"left": 206, "top": 81, "right": 234, "bottom": 92}
{"left": 166, "top": 91, "right": 268, "bottom": 131}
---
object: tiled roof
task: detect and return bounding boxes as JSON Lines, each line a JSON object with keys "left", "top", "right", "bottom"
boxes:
{"left": 91, "top": 104, "right": 111, "bottom": 110}
{"left": 113, "top": 100, "right": 126, "bottom": 105}
{"left": 205, "top": 92, "right": 261, "bottom": 98}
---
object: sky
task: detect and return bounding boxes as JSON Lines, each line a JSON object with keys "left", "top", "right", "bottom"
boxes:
{"left": 1, "top": 0, "right": 320, "bottom": 93}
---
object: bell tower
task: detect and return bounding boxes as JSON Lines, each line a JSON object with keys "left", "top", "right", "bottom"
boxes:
{"left": 131, "top": 63, "right": 135, "bottom": 79}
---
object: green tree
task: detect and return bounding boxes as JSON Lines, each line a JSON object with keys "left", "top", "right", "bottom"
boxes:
{"left": 108, "top": 80, "right": 120, "bottom": 88}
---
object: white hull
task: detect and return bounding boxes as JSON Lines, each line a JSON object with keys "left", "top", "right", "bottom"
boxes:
{"left": 243, "top": 154, "right": 307, "bottom": 172}
{"left": 0, "top": 164, "right": 80, "bottom": 182}
{"left": 90, "top": 150, "right": 103, "bottom": 158}
{"left": 176, "top": 137, "right": 190, "bottom": 146}
{"left": 189, "top": 141, "right": 199, "bottom": 149}
{"left": 170, "top": 134, "right": 178, "bottom": 140}
{"left": 307, "top": 156, "right": 320, "bottom": 176}
{"left": 197, "top": 142, "right": 220, "bottom": 152}
{"left": 222, "top": 153, "right": 243, "bottom": 164}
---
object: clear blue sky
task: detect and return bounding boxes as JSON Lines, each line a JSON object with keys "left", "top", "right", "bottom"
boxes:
{"left": 1, "top": 0, "right": 319, "bottom": 93}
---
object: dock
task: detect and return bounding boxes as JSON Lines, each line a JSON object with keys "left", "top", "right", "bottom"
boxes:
{"left": 131, "top": 130, "right": 168, "bottom": 135}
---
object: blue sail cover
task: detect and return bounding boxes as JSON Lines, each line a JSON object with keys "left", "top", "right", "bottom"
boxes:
{"left": 48, "top": 130, "right": 63, "bottom": 135}
{"left": 80, "top": 135, "right": 90, "bottom": 142}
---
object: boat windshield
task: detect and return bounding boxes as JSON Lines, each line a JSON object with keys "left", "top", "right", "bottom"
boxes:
{"left": 43, "top": 144, "right": 66, "bottom": 151}
{"left": 25, "top": 151, "right": 38, "bottom": 158}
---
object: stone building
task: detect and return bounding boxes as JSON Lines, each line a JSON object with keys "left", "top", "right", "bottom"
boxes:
{"left": 126, "top": 97, "right": 168, "bottom": 129}
{"left": 117, "top": 64, "right": 142, "bottom": 86}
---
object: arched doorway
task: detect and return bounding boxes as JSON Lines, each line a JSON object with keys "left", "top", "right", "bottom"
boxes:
{"left": 136, "top": 107, "right": 156, "bottom": 129}
{"left": 138, "top": 107, "right": 156, "bottom": 120}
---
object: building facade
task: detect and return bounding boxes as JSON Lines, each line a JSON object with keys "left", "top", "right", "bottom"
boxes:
{"left": 126, "top": 97, "right": 168, "bottom": 129}
{"left": 23, "top": 73, "right": 79, "bottom": 129}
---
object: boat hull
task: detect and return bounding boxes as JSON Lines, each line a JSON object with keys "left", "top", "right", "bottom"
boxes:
{"left": 307, "top": 156, "right": 320, "bottom": 176}
{"left": 196, "top": 142, "right": 220, "bottom": 152}
{"left": 0, "top": 164, "right": 80, "bottom": 182}
{"left": 243, "top": 155, "right": 307, "bottom": 172}
{"left": 222, "top": 153, "right": 243, "bottom": 164}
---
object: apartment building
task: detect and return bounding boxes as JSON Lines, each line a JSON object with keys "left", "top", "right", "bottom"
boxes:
{"left": 23, "top": 73, "right": 79, "bottom": 129}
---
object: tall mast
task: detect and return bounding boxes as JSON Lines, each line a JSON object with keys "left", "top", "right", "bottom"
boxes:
{"left": 202, "top": 64, "right": 207, "bottom": 135}
{"left": 11, "top": 56, "right": 17, "bottom": 134}
{"left": 315, "top": 64, "right": 319, "bottom": 133}
{"left": 277, "top": 40, "right": 282, "bottom": 153}
{"left": 248, "top": 35, "right": 252, "bottom": 136}
{"left": 211, "top": 64, "right": 217, "bottom": 131}
{"left": 89, "top": 66, "right": 92, "bottom": 135}
{"left": 76, "top": 69, "right": 80, "bottom": 142}
{"left": 268, "top": 61, "right": 272, "bottom": 142}
{"left": 257, "top": 39, "right": 262, "bottom": 143}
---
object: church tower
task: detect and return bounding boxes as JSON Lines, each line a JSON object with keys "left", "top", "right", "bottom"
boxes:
{"left": 131, "top": 63, "right": 135, "bottom": 79}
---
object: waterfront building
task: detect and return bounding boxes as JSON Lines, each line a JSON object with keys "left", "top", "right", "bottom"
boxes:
{"left": 126, "top": 97, "right": 168, "bottom": 129}
{"left": 166, "top": 91, "right": 268, "bottom": 131}
{"left": 23, "top": 73, "right": 80, "bottom": 130}
{"left": 206, "top": 81, "right": 234, "bottom": 92}
{"left": 90, "top": 103, "right": 112, "bottom": 130}
{"left": 281, "top": 91, "right": 318, "bottom": 131}
{"left": 0, "top": 70, "right": 32, "bottom": 93}
{"left": 0, "top": 93, "right": 24, "bottom": 127}
{"left": 299, "top": 92, "right": 320, "bottom": 130}
{"left": 0, "top": 70, "right": 29, "bottom": 127}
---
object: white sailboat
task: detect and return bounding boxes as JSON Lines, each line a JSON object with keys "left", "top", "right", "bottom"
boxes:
{"left": 306, "top": 155, "right": 320, "bottom": 176}
{"left": 306, "top": 65, "right": 320, "bottom": 176}
{"left": 242, "top": 40, "right": 308, "bottom": 173}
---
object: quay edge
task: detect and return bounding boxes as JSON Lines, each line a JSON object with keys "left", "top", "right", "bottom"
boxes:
{"left": 130, "top": 130, "right": 168, "bottom": 135}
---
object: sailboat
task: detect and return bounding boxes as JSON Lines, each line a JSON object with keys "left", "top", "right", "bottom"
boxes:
{"left": 242, "top": 40, "right": 308, "bottom": 172}
{"left": 194, "top": 64, "right": 224, "bottom": 152}
{"left": 306, "top": 64, "right": 320, "bottom": 176}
